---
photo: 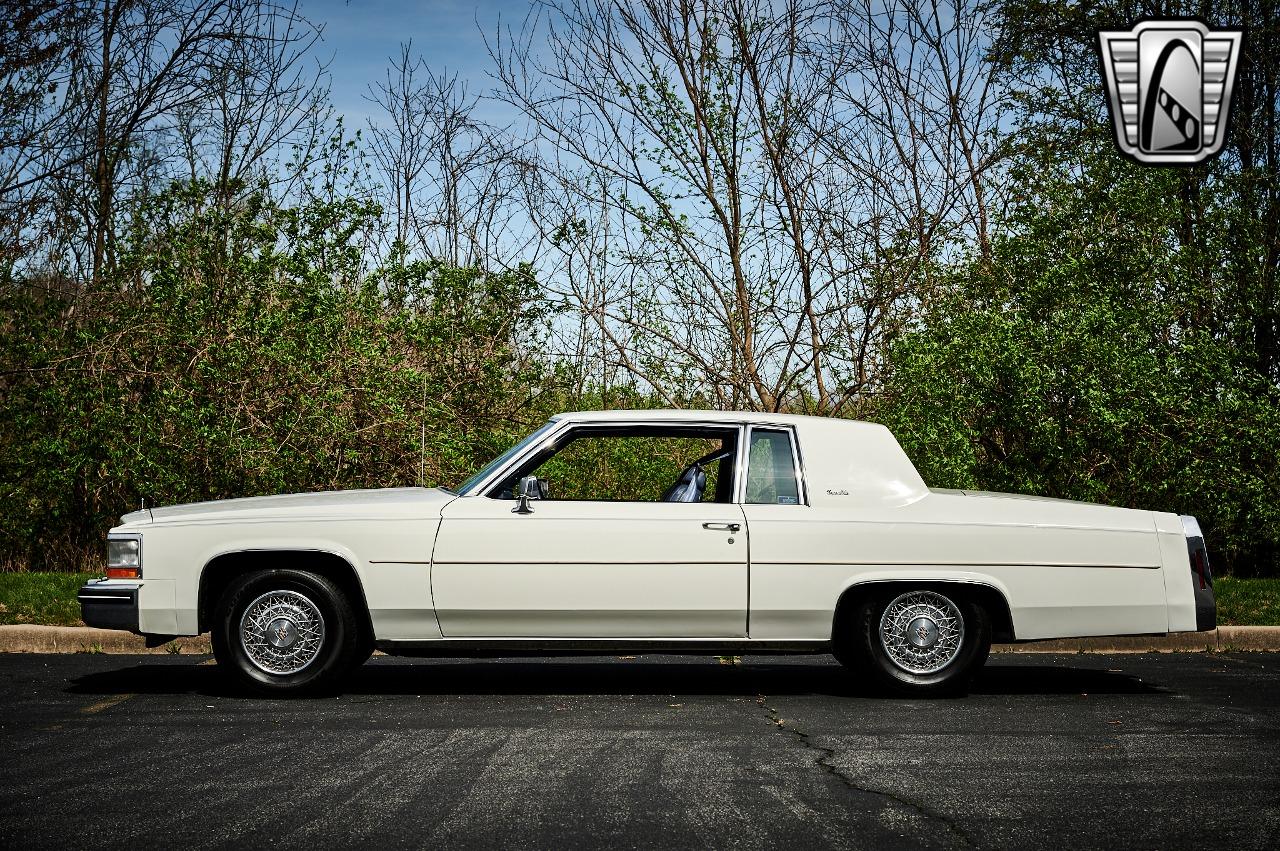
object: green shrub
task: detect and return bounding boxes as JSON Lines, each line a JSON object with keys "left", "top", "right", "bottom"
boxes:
{"left": 0, "top": 181, "right": 560, "bottom": 571}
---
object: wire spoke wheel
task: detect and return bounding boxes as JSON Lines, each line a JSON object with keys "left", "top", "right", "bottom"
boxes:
{"left": 878, "top": 590, "right": 965, "bottom": 675}
{"left": 239, "top": 590, "right": 326, "bottom": 676}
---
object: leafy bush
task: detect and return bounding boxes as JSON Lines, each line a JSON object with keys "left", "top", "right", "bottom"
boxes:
{"left": 876, "top": 158, "right": 1280, "bottom": 576}
{"left": 0, "top": 181, "right": 559, "bottom": 571}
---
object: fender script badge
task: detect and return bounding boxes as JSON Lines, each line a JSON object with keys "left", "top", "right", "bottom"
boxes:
{"left": 826, "top": 489, "right": 849, "bottom": 496}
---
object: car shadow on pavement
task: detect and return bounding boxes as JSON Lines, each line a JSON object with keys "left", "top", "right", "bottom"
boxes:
{"left": 970, "top": 663, "right": 1166, "bottom": 696}
{"left": 64, "top": 655, "right": 1165, "bottom": 699}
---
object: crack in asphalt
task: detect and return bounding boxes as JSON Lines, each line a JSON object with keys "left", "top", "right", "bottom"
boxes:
{"left": 755, "top": 694, "right": 979, "bottom": 849}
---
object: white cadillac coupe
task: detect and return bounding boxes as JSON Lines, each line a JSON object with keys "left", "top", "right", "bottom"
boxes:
{"left": 80, "top": 410, "right": 1215, "bottom": 695}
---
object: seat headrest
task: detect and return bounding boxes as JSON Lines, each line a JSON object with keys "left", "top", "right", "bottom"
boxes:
{"left": 663, "top": 463, "right": 707, "bottom": 502}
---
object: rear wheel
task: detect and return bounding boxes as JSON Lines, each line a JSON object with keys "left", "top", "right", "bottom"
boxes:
{"left": 836, "top": 586, "right": 991, "bottom": 696}
{"left": 214, "top": 569, "right": 362, "bottom": 695}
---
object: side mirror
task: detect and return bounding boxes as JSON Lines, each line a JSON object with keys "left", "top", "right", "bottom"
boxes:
{"left": 512, "top": 475, "right": 543, "bottom": 514}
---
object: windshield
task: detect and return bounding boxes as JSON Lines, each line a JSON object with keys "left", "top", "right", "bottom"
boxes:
{"left": 455, "top": 420, "right": 560, "bottom": 495}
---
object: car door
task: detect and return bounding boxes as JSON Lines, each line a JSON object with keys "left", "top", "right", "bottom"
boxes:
{"left": 430, "top": 425, "right": 749, "bottom": 638}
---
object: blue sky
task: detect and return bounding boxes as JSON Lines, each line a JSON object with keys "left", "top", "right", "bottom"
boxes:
{"left": 298, "top": 0, "right": 529, "bottom": 125}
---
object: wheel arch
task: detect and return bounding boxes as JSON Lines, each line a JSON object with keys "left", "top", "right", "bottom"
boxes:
{"left": 198, "top": 549, "right": 374, "bottom": 643}
{"left": 832, "top": 578, "right": 1016, "bottom": 644}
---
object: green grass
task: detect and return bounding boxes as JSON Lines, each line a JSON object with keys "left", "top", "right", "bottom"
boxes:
{"left": 1215, "top": 576, "right": 1280, "bottom": 627}
{"left": 0, "top": 572, "right": 96, "bottom": 627}
{"left": 0, "top": 571, "right": 1278, "bottom": 628}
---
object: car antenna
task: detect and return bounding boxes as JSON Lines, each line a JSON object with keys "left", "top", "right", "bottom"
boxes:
{"left": 418, "top": 374, "right": 427, "bottom": 488}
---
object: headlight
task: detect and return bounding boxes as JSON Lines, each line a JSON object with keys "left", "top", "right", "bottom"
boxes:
{"left": 106, "top": 534, "right": 142, "bottom": 579}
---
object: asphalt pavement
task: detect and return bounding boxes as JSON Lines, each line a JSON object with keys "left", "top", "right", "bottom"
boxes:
{"left": 1, "top": 652, "right": 1277, "bottom": 850}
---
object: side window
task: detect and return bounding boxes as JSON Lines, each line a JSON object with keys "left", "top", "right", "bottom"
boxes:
{"left": 492, "top": 427, "right": 739, "bottom": 502}
{"left": 538, "top": 435, "right": 725, "bottom": 501}
{"left": 745, "top": 429, "right": 801, "bottom": 505}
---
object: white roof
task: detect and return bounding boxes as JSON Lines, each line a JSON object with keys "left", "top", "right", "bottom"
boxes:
{"left": 550, "top": 409, "right": 924, "bottom": 508}
{"left": 551, "top": 408, "right": 875, "bottom": 427}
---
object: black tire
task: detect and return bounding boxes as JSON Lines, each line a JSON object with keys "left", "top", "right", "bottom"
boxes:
{"left": 213, "top": 568, "right": 363, "bottom": 696}
{"left": 210, "top": 619, "right": 232, "bottom": 668}
{"left": 836, "top": 585, "right": 991, "bottom": 696}
{"left": 355, "top": 629, "right": 376, "bottom": 668}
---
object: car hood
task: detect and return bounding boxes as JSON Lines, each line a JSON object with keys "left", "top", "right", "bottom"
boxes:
{"left": 118, "top": 487, "right": 456, "bottom": 526}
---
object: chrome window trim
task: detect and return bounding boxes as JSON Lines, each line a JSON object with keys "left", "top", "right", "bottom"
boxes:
{"left": 473, "top": 417, "right": 750, "bottom": 502}
{"left": 732, "top": 424, "right": 750, "bottom": 505}
{"left": 790, "top": 423, "right": 809, "bottom": 505}
{"left": 741, "top": 424, "right": 808, "bottom": 507}
{"left": 466, "top": 415, "right": 809, "bottom": 506}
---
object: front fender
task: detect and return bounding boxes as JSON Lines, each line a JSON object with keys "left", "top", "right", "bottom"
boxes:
{"left": 149, "top": 518, "right": 440, "bottom": 638}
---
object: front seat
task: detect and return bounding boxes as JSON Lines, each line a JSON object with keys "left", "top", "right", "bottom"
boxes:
{"left": 662, "top": 464, "right": 707, "bottom": 502}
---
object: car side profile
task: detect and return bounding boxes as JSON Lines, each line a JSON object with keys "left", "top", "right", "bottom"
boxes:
{"left": 80, "top": 410, "right": 1215, "bottom": 696}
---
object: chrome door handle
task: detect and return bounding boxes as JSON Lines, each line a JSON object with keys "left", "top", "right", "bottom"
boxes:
{"left": 702, "top": 522, "right": 741, "bottom": 532}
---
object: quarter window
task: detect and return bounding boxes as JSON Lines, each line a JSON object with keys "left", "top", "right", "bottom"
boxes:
{"left": 745, "top": 429, "right": 801, "bottom": 504}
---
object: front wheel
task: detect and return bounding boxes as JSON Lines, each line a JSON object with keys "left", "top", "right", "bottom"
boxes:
{"left": 837, "top": 586, "right": 991, "bottom": 696}
{"left": 214, "top": 569, "right": 362, "bottom": 695}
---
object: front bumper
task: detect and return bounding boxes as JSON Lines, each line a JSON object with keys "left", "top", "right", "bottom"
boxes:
{"left": 78, "top": 580, "right": 141, "bottom": 631}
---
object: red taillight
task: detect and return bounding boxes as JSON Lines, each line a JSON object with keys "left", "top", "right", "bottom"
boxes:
{"left": 106, "top": 567, "right": 140, "bottom": 579}
{"left": 1192, "top": 550, "right": 1207, "bottom": 590}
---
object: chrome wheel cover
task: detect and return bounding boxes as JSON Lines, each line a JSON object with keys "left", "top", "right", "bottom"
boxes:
{"left": 239, "top": 590, "right": 326, "bottom": 675}
{"left": 878, "top": 590, "right": 964, "bottom": 675}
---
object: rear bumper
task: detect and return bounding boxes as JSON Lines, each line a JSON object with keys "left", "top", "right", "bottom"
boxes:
{"left": 78, "top": 580, "right": 141, "bottom": 632}
{"left": 1196, "top": 587, "right": 1216, "bottom": 632}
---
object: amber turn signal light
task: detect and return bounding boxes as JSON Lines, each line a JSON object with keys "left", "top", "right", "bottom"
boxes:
{"left": 106, "top": 535, "right": 142, "bottom": 579}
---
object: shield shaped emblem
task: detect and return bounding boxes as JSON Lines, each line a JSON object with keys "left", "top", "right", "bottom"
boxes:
{"left": 1097, "top": 19, "right": 1244, "bottom": 165}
